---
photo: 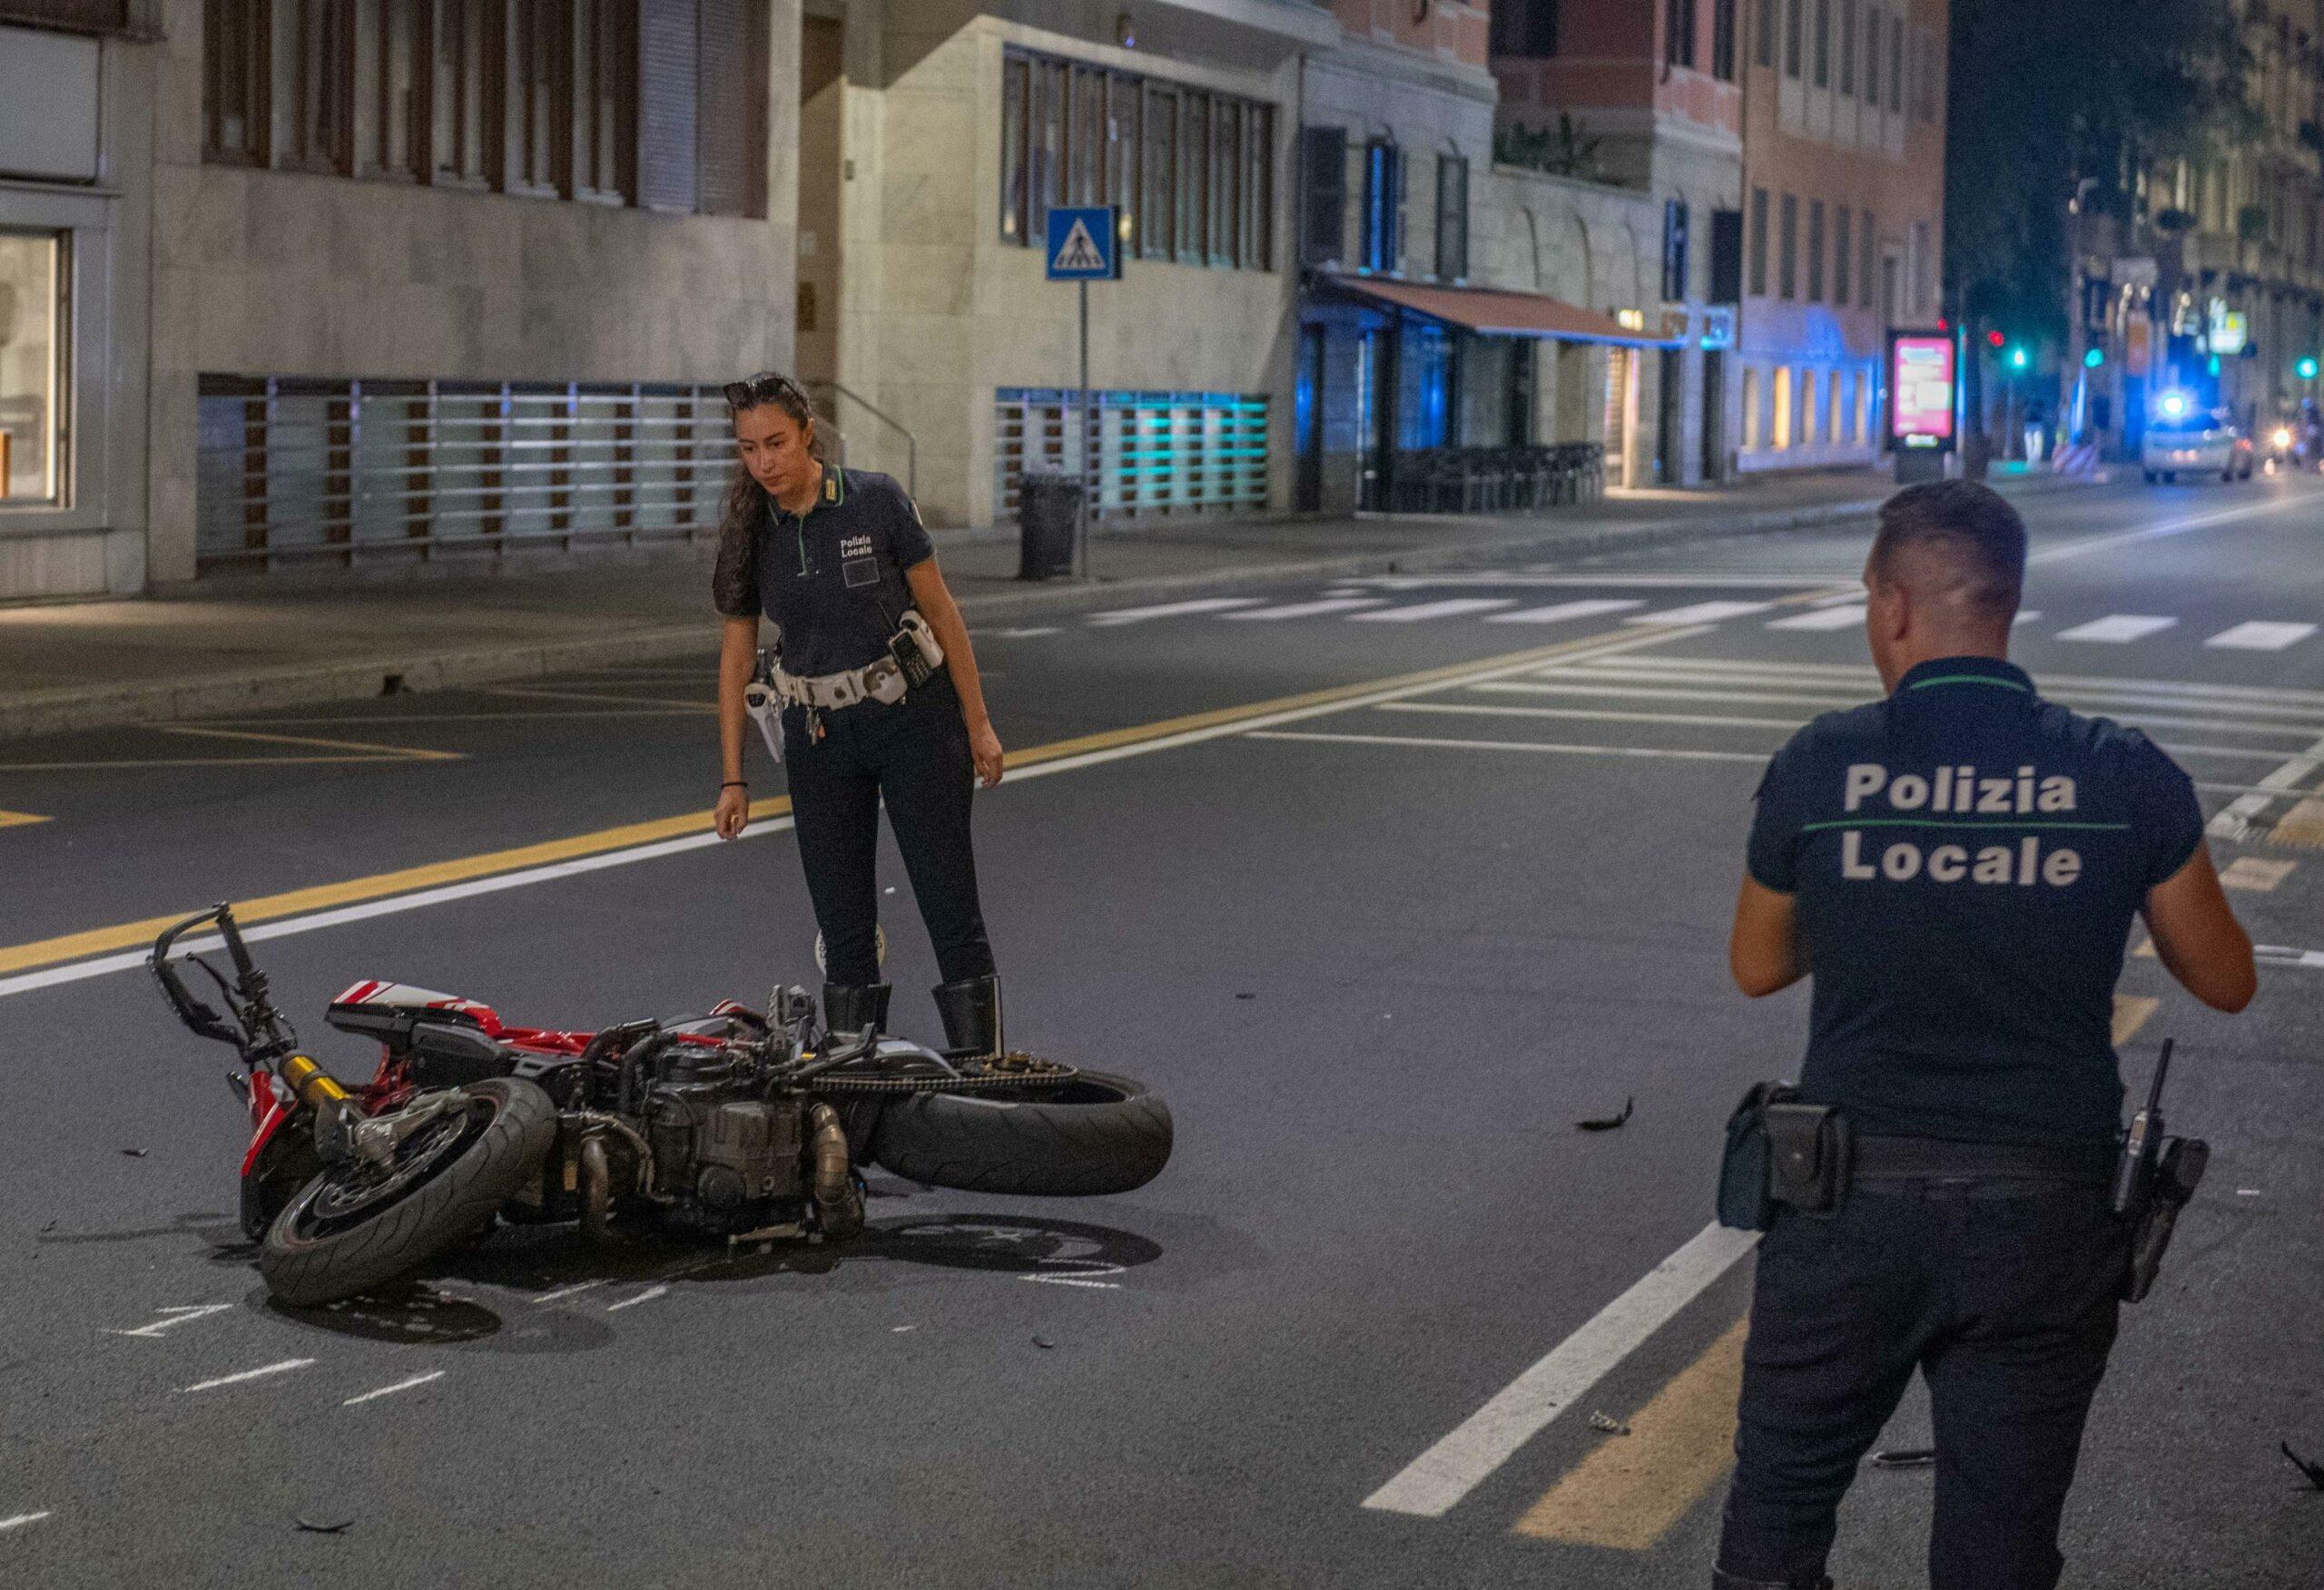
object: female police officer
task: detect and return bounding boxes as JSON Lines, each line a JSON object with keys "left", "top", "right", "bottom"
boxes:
{"left": 708, "top": 372, "right": 1008, "bottom": 1057}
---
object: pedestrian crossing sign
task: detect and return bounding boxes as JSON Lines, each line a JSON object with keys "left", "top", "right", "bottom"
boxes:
{"left": 1046, "top": 206, "right": 1120, "bottom": 280}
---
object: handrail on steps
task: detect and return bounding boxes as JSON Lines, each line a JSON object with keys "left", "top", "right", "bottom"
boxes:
{"left": 803, "top": 380, "right": 918, "bottom": 503}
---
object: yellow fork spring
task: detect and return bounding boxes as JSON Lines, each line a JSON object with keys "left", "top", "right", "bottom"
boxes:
{"left": 278, "top": 1053, "right": 351, "bottom": 1110}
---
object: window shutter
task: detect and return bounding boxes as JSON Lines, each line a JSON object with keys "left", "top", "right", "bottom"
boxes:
{"left": 1300, "top": 124, "right": 1345, "bottom": 268}
{"left": 695, "top": 0, "right": 763, "bottom": 217}
{"left": 636, "top": 0, "right": 699, "bottom": 213}
{"left": 1710, "top": 208, "right": 1743, "bottom": 304}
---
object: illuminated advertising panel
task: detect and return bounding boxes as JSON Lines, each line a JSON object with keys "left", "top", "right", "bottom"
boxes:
{"left": 1888, "top": 331, "right": 1956, "bottom": 451}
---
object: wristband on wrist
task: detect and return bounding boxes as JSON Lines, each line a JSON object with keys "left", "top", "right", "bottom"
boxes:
{"left": 721, "top": 780, "right": 747, "bottom": 790}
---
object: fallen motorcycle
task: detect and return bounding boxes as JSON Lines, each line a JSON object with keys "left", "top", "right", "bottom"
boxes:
{"left": 151, "top": 905, "right": 1171, "bottom": 1307}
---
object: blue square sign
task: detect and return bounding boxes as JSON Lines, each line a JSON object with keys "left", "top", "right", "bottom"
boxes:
{"left": 1045, "top": 206, "right": 1120, "bottom": 280}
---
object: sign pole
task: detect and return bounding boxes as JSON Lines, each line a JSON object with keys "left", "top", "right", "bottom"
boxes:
{"left": 1078, "top": 276, "right": 1091, "bottom": 579}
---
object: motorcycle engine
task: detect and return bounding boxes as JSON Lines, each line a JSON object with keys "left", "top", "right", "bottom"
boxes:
{"left": 639, "top": 1039, "right": 805, "bottom": 1231}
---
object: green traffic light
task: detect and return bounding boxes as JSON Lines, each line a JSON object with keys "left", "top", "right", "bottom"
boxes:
{"left": 2300, "top": 356, "right": 2319, "bottom": 380}
{"left": 2007, "top": 346, "right": 2030, "bottom": 369}
{"left": 2083, "top": 348, "right": 2105, "bottom": 369}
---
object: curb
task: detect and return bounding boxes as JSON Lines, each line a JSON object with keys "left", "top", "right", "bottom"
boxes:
{"left": 0, "top": 473, "right": 2096, "bottom": 740}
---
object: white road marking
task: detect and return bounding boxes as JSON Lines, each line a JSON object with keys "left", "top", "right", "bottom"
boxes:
{"left": 180, "top": 1358, "right": 316, "bottom": 1394}
{"left": 1358, "top": 573, "right": 1849, "bottom": 589}
{"left": 2208, "top": 733, "right": 2324, "bottom": 840}
{"left": 1485, "top": 599, "right": 1648, "bottom": 625}
{"left": 1021, "top": 1275, "right": 1124, "bottom": 1290}
{"left": 990, "top": 626, "right": 1062, "bottom": 638}
{"left": 527, "top": 1280, "right": 606, "bottom": 1305}
{"left": 0, "top": 1512, "right": 52, "bottom": 1534}
{"left": 2256, "top": 944, "right": 2324, "bottom": 969}
{"left": 1221, "top": 597, "right": 1389, "bottom": 621}
{"left": 2028, "top": 493, "right": 2314, "bottom": 564}
{"left": 1492, "top": 679, "right": 2324, "bottom": 738}
{"left": 2205, "top": 621, "right": 2318, "bottom": 652}
{"left": 1624, "top": 601, "right": 1776, "bottom": 626}
{"left": 342, "top": 1370, "right": 446, "bottom": 1406}
{"left": 1362, "top": 1222, "right": 1761, "bottom": 1517}
{"left": 1085, "top": 597, "right": 1265, "bottom": 625}
{"left": 2055, "top": 615, "right": 2179, "bottom": 643}
{"left": 606, "top": 1284, "right": 670, "bottom": 1312}
{"left": 1378, "top": 702, "right": 1804, "bottom": 731}
{"left": 1349, "top": 598, "right": 1519, "bottom": 623}
{"left": 1766, "top": 604, "right": 1867, "bottom": 631}
{"left": 105, "top": 1303, "right": 236, "bottom": 1338}
{"left": 1247, "top": 731, "right": 1767, "bottom": 765}
{"left": 0, "top": 623, "right": 1715, "bottom": 1002}
{"left": 1597, "top": 656, "right": 2324, "bottom": 706}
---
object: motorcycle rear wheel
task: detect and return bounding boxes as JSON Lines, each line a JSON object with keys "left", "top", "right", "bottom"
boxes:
{"left": 260, "top": 1078, "right": 555, "bottom": 1307}
{"left": 869, "top": 1069, "right": 1172, "bottom": 1197}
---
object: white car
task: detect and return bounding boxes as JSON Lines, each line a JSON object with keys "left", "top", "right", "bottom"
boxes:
{"left": 2142, "top": 405, "right": 2244, "bottom": 483}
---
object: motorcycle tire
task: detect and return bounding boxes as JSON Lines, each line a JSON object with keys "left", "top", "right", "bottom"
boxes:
{"left": 260, "top": 1078, "right": 556, "bottom": 1307}
{"left": 869, "top": 1070, "right": 1172, "bottom": 1197}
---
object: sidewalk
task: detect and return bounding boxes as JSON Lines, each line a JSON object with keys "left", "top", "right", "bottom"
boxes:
{"left": 0, "top": 466, "right": 2091, "bottom": 739}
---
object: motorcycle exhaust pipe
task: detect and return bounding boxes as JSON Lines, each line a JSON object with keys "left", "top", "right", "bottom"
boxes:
{"left": 577, "top": 1133, "right": 618, "bottom": 1243}
{"left": 807, "top": 1103, "right": 862, "bottom": 1238}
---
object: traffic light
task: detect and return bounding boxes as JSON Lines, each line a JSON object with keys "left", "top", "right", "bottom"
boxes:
{"left": 2208, "top": 354, "right": 2223, "bottom": 377}
{"left": 2299, "top": 355, "right": 2319, "bottom": 380}
{"left": 1985, "top": 329, "right": 2006, "bottom": 348}
{"left": 2084, "top": 348, "right": 2106, "bottom": 369}
{"left": 2007, "top": 345, "right": 2031, "bottom": 370}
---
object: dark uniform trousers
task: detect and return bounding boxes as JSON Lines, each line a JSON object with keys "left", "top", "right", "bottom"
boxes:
{"left": 1719, "top": 1181, "right": 2128, "bottom": 1590}
{"left": 783, "top": 669, "right": 995, "bottom": 989}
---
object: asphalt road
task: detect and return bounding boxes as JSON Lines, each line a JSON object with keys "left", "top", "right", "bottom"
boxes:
{"left": 2, "top": 474, "right": 2320, "bottom": 1587}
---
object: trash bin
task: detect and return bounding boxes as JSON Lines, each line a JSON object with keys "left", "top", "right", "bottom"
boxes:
{"left": 1017, "top": 472, "right": 1080, "bottom": 581}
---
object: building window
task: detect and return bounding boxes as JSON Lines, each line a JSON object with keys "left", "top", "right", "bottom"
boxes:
{"left": 1755, "top": 0, "right": 1774, "bottom": 68}
{"left": 1741, "top": 367, "right": 1760, "bottom": 448}
{"left": 1029, "top": 57, "right": 1066, "bottom": 241}
{"left": 1713, "top": 0, "right": 1738, "bottom": 81}
{"left": 569, "top": 0, "right": 636, "bottom": 202}
{"left": 432, "top": 0, "right": 496, "bottom": 187}
{"left": 1915, "top": 25, "right": 1936, "bottom": 121}
{"left": 355, "top": 0, "right": 425, "bottom": 182}
{"left": 1243, "top": 104, "right": 1274, "bottom": 271}
{"left": 1783, "top": 0, "right": 1802, "bottom": 77}
{"left": 1812, "top": 0, "right": 1830, "bottom": 87}
{"left": 1864, "top": 7, "right": 1879, "bottom": 106}
{"left": 0, "top": 231, "right": 65, "bottom": 506}
{"left": 1211, "top": 96, "right": 1240, "bottom": 266}
{"left": 1666, "top": 0, "right": 1697, "bottom": 68}
{"left": 1071, "top": 63, "right": 1106, "bottom": 208}
{"left": 1145, "top": 84, "right": 1178, "bottom": 260}
{"left": 1300, "top": 124, "right": 1346, "bottom": 268}
{"left": 1839, "top": 0, "right": 1856, "bottom": 94}
{"left": 1662, "top": 198, "right": 1691, "bottom": 302}
{"left": 1802, "top": 369, "right": 1819, "bottom": 444}
{"left": 1001, "top": 54, "right": 1029, "bottom": 242}
{"left": 1490, "top": 0, "right": 1560, "bottom": 55}
{"left": 1110, "top": 74, "right": 1143, "bottom": 255}
{"left": 284, "top": 0, "right": 353, "bottom": 175}
{"left": 204, "top": 0, "right": 272, "bottom": 165}
{"left": 1861, "top": 207, "right": 1876, "bottom": 309}
{"left": 1833, "top": 205, "right": 1852, "bottom": 306}
{"left": 1710, "top": 206, "right": 1743, "bottom": 301}
{"left": 1179, "top": 93, "right": 1209, "bottom": 263}
{"left": 1778, "top": 191, "right": 1797, "bottom": 299}
{"left": 1772, "top": 365, "right": 1793, "bottom": 447}
{"left": 1807, "top": 199, "right": 1825, "bottom": 301}
{"left": 1748, "top": 186, "right": 1768, "bottom": 296}
{"left": 1364, "top": 139, "right": 1403, "bottom": 274}
{"left": 1437, "top": 152, "right": 1470, "bottom": 280}
{"left": 1888, "top": 17, "right": 1903, "bottom": 111}
{"left": 505, "top": 0, "right": 563, "bottom": 196}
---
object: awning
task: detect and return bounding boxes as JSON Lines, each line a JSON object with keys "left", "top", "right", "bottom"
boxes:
{"left": 1316, "top": 274, "right": 1681, "bottom": 348}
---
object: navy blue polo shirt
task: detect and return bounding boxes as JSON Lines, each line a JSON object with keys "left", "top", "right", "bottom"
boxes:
{"left": 1747, "top": 655, "right": 2206, "bottom": 1147}
{"left": 709, "top": 466, "right": 935, "bottom": 676}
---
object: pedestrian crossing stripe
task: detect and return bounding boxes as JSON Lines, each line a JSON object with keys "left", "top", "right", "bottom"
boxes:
{"left": 1051, "top": 218, "right": 1108, "bottom": 273}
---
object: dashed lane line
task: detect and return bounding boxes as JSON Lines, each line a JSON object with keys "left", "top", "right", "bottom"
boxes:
{"left": 1485, "top": 599, "right": 1647, "bottom": 625}
{"left": 1512, "top": 1316, "right": 1750, "bottom": 1550}
{"left": 1087, "top": 596, "right": 1265, "bottom": 624}
{"left": 342, "top": 1370, "right": 446, "bottom": 1406}
{"left": 160, "top": 726, "right": 462, "bottom": 761}
{"left": 2209, "top": 734, "right": 2324, "bottom": 842}
{"left": 1623, "top": 601, "right": 1777, "bottom": 626}
{"left": 1250, "top": 731, "right": 1768, "bottom": 766}
{"left": 528, "top": 1280, "right": 608, "bottom": 1305}
{"left": 104, "top": 1303, "right": 235, "bottom": 1339}
{"left": 1362, "top": 1223, "right": 1761, "bottom": 1517}
{"left": 0, "top": 1511, "right": 53, "bottom": 1535}
{"left": 2027, "top": 491, "right": 2318, "bottom": 564}
{"left": 2256, "top": 945, "right": 2324, "bottom": 970}
{"left": 1349, "top": 598, "right": 1518, "bottom": 623}
{"left": 178, "top": 1358, "right": 315, "bottom": 1394}
{"left": 605, "top": 1284, "right": 670, "bottom": 1312}
{"left": 2206, "top": 622, "right": 2319, "bottom": 652}
{"left": 0, "top": 623, "right": 1709, "bottom": 996}
{"left": 0, "top": 809, "right": 46, "bottom": 827}
{"left": 2055, "top": 615, "right": 2179, "bottom": 644}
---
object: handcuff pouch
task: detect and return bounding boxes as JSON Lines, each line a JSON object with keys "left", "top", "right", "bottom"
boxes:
{"left": 1718, "top": 1082, "right": 1853, "bottom": 1229}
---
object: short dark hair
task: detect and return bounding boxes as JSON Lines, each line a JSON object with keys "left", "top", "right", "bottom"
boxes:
{"left": 1868, "top": 481, "right": 2026, "bottom": 622}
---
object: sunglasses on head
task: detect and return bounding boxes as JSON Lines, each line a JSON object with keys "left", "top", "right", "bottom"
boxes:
{"left": 723, "top": 372, "right": 808, "bottom": 410}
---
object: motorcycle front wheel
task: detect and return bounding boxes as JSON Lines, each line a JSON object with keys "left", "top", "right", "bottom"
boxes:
{"left": 260, "top": 1078, "right": 555, "bottom": 1307}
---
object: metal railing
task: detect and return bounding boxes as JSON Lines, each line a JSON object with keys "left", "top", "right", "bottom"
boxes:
{"left": 804, "top": 379, "right": 918, "bottom": 501}
{"left": 995, "top": 388, "right": 1270, "bottom": 525}
{"left": 1383, "top": 444, "right": 1606, "bottom": 515}
{"left": 194, "top": 377, "right": 736, "bottom": 571}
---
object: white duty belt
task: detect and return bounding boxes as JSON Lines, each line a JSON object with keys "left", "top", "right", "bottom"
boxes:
{"left": 771, "top": 653, "right": 909, "bottom": 711}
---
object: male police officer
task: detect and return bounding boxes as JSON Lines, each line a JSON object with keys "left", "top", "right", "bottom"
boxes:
{"left": 1715, "top": 482, "right": 2256, "bottom": 1590}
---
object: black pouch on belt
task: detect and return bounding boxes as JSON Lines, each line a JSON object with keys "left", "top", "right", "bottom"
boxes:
{"left": 1718, "top": 1083, "right": 1854, "bottom": 1229}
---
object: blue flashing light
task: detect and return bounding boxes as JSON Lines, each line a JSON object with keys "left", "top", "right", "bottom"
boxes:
{"left": 2157, "top": 389, "right": 2191, "bottom": 419}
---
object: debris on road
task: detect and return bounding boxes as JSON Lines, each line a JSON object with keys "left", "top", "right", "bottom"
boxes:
{"left": 1588, "top": 1411, "right": 1631, "bottom": 1436}
{"left": 1032, "top": 1335, "right": 1057, "bottom": 1350}
{"left": 1576, "top": 1098, "right": 1634, "bottom": 1133}
{"left": 293, "top": 1516, "right": 353, "bottom": 1534}
{"left": 1871, "top": 1449, "right": 1936, "bottom": 1470}
{"left": 1236, "top": 992, "right": 1255, "bottom": 1000}
{"left": 2284, "top": 1442, "right": 2324, "bottom": 1491}
{"left": 120, "top": 1148, "right": 148, "bottom": 1158}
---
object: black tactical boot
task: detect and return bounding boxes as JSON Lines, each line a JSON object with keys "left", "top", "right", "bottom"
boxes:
{"left": 822, "top": 982, "right": 891, "bottom": 1040}
{"left": 931, "top": 975, "right": 1001, "bottom": 1061}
